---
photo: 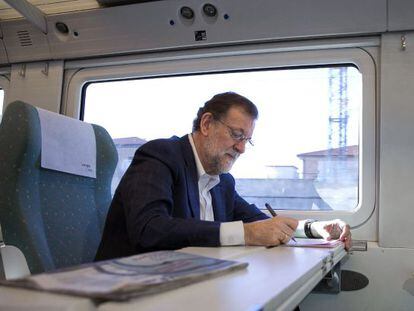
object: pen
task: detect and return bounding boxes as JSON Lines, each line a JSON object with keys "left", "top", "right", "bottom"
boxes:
{"left": 265, "top": 203, "right": 297, "bottom": 242}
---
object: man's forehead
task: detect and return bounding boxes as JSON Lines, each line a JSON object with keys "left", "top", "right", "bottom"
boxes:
{"left": 224, "top": 106, "right": 254, "bottom": 119}
{"left": 223, "top": 107, "right": 256, "bottom": 132}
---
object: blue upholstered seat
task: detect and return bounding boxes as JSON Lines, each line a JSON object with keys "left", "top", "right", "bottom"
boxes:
{"left": 0, "top": 101, "right": 117, "bottom": 275}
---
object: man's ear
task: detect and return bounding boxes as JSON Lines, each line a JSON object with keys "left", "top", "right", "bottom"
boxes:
{"left": 199, "top": 112, "right": 214, "bottom": 136}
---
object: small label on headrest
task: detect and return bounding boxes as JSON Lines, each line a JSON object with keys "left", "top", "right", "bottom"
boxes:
{"left": 37, "top": 108, "right": 96, "bottom": 178}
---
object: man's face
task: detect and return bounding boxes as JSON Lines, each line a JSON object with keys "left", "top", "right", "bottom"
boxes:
{"left": 202, "top": 107, "right": 255, "bottom": 175}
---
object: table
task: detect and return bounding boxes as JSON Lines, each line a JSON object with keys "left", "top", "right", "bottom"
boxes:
{"left": 0, "top": 244, "right": 346, "bottom": 311}
{"left": 99, "top": 244, "right": 346, "bottom": 311}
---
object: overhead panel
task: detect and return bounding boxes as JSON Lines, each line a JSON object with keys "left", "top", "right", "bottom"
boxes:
{"left": 0, "top": 17, "right": 6, "bottom": 64}
{"left": 0, "top": 0, "right": 100, "bottom": 63}
{"left": 0, "top": 39, "right": 7, "bottom": 64}
{"left": 2, "top": 20, "right": 51, "bottom": 63}
{"left": 0, "top": 0, "right": 388, "bottom": 64}
{"left": 388, "top": 0, "right": 414, "bottom": 31}
{"left": 46, "top": 0, "right": 387, "bottom": 61}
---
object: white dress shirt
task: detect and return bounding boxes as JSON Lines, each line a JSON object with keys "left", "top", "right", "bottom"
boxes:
{"left": 188, "top": 134, "right": 245, "bottom": 245}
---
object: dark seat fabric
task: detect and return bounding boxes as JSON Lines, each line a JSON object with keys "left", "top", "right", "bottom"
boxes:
{"left": 0, "top": 101, "right": 117, "bottom": 274}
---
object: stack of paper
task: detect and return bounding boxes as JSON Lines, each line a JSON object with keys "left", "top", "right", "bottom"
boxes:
{"left": 286, "top": 238, "right": 343, "bottom": 248}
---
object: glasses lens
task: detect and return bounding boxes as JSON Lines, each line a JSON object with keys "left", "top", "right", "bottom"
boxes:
{"left": 230, "top": 131, "right": 244, "bottom": 141}
{"left": 217, "top": 119, "right": 253, "bottom": 147}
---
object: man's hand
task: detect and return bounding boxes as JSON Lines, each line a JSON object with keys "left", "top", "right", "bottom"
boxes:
{"left": 244, "top": 217, "right": 298, "bottom": 247}
{"left": 312, "top": 219, "right": 352, "bottom": 250}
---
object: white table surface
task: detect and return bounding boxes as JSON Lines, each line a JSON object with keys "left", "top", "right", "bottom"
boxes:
{"left": 0, "top": 285, "right": 96, "bottom": 311}
{"left": 0, "top": 244, "right": 346, "bottom": 311}
{"left": 99, "top": 245, "right": 346, "bottom": 311}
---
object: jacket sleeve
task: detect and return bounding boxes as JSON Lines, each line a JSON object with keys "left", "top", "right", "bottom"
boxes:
{"left": 220, "top": 173, "right": 269, "bottom": 223}
{"left": 232, "top": 191, "right": 269, "bottom": 223}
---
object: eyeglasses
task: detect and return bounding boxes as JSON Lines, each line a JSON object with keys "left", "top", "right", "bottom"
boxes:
{"left": 216, "top": 119, "right": 254, "bottom": 147}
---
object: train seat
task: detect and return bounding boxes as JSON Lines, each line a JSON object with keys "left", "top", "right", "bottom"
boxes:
{"left": 0, "top": 101, "right": 117, "bottom": 278}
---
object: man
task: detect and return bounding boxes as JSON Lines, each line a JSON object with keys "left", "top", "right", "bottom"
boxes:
{"left": 95, "top": 92, "right": 351, "bottom": 261}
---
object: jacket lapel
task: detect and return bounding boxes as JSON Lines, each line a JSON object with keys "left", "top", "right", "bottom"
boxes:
{"left": 180, "top": 135, "right": 200, "bottom": 219}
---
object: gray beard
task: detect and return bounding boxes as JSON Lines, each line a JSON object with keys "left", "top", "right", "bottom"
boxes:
{"left": 206, "top": 152, "right": 238, "bottom": 175}
{"left": 203, "top": 135, "right": 239, "bottom": 175}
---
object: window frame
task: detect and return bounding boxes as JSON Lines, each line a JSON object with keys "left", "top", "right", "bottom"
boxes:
{"left": 0, "top": 73, "right": 10, "bottom": 115}
{"left": 62, "top": 44, "right": 377, "bottom": 228}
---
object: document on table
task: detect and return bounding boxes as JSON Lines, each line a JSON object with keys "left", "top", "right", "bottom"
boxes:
{"left": 286, "top": 238, "right": 343, "bottom": 248}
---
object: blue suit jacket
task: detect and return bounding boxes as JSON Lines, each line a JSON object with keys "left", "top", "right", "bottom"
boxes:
{"left": 95, "top": 135, "right": 267, "bottom": 260}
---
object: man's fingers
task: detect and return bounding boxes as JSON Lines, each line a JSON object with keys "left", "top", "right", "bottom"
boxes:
{"left": 312, "top": 220, "right": 352, "bottom": 250}
{"left": 339, "top": 223, "right": 352, "bottom": 250}
{"left": 321, "top": 222, "right": 345, "bottom": 239}
{"left": 278, "top": 221, "right": 296, "bottom": 236}
{"left": 244, "top": 216, "right": 300, "bottom": 246}
{"left": 285, "top": 217, "right": 299, "bottom": 231}
{"left": 344, "top": 237, "right": 352, "bottom": 250}
{"left": 319, "top": 229, "right": 331, "bottom": 240}
{"left": 270, "top": 216, "right": 298, "bottom": 232}
{"left": 339, "top": 224, "right": 351, "bottom": 239}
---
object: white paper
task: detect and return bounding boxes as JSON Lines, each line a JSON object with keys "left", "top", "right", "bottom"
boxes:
{"left": 286, "top": 238, "right": 343, "bottom": 248}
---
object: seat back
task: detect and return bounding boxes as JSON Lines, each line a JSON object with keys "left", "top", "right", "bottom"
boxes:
{"left": 0, "top": 101, "right": 117, "bottom": 275}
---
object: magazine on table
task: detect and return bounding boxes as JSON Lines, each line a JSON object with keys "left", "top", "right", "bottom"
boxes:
{"left": 0, "top": 250, "right": 248, "bottom": 301}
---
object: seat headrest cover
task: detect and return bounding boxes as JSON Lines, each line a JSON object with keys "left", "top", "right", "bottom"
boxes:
{"left": 37, "top": 108, "right": 97, "bottom": 178}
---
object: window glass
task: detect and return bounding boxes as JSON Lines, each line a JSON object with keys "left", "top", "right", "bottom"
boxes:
{"left": 83, "top": 66, "right": 361, "bottom": 211}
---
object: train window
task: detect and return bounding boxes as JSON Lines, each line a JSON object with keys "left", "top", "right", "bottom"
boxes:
{"left": 83, "top": 66, "right": 362, "bottom": 212}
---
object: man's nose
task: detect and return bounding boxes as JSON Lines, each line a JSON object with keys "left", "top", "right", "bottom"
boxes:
{"left": 233, "top": 140, "right": 246, "bottom": 154}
